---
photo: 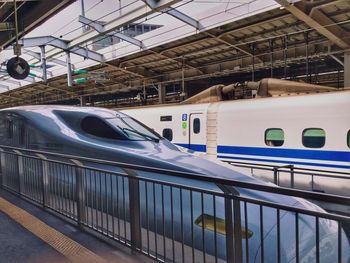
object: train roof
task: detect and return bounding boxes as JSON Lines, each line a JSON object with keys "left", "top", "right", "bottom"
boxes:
{"left": 0, "top": 105, "right": 129, "bottom": 119}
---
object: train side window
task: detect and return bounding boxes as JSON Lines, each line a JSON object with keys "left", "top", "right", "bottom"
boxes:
{"left": 81, "top": 116, "right": 124, "bottom": 140}
{"left": 302, "top": 128, "right": 325, "bottom": 148}
{"left": 162, "top": 128, "right": 173, "bottom": 141}
{"left": 265, "top": 128, "right": 284, "bottom": 147}
{"left": 193, "top": 118, "right": 200, "bottom": 134}
{"left": 347, "top": 130, "right": 350, "bottom": 148}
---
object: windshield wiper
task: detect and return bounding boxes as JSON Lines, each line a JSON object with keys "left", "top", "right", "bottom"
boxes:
{"left": 121, "top": 127, "right": 159, "bottom": 142}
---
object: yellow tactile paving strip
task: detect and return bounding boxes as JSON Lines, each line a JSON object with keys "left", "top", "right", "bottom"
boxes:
{"left": 0, "top": 198, "right": 107, "bottom": 263}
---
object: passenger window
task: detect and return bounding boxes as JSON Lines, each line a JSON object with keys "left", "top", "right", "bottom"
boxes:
{"left": 347, "top": 130, "right": 350, "bottom": 148}
{"left": 81, "top": 116, "right": 125, "bottom": 140}
{"left": 302, "top": 128, "right": 325, "bottom": 148}
{"left": 162, "top": 128, "right": 173, "bottom": 141}
{"left": 265, "top": 128, "right": 284, "bottom": 147}
{"left": 193, "top": 118, "right": 200, "bottom": 134}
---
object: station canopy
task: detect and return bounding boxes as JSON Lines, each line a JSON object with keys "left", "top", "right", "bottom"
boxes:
{"left": 0, "top": 0, "right": 349, "bottom": 107}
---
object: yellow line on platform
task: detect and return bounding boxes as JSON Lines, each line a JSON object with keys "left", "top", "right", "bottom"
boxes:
{"left": 0, "top": 198, "right": 107, "bottom": 263}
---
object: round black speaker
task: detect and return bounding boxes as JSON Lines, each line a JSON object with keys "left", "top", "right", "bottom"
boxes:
{"left": 6, "top": 56, "right": 30, "bottom": 80}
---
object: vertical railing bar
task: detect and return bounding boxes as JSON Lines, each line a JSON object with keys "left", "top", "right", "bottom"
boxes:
{"left": 244, "top": 201, "right": 249, "bottom": 263}
{"left": 64, "top": 164, "right": 68, "bottom": 215}
{"left": 190, "top": 189, "right": 194, "bottom": 263}
{"left": 277, "top": 208, "right": 281, "bottom": 263}
{"left": 161, "top": 185, "right": 166, "bottom": 261}
{"left": 99, "top": 170, "right": 103, "bottom": 232}
{"left": 95, "top": 170, "right": 99, "bottom": 230}
{"left": 37, "top": 154, "right": 48, "bottom": 209}
{"left": 60, "top": 164, "right": 65, "bottom": 213}
{"left": 110, "top": 174, "right": 115, "bottom": 238}
{"left": 260, "top": 205, "right": 264, "bottom": 263}
{"left": 233, "top": 198, "right": 243, "bottom": 263}
{"left": 145, "top": 182, "right": 150, "bottom": 255}
{"left": 0, "top": 149, "right": 4, "bottom": 188}
{"left": 123, "top": 177, "right": 127, "bottom": 242}
{"left": 316, "top": 216, "right": 320, "bottom": 263}
{"left": 105, "top": 173, "right": 109, "bottom": 235}
{"left": 58, "top": 164, "right": 63, "bottom": 213}
{"left": 53, "top": 163, "right": 58, "bottom": 211}
{"left": 338, "top": 221, "right": 342, "bottom": 263}
{"left": 201, "top": 192, "right": 206, "bottom": 263}
{"left": 116, "top": 176, "right": 120, "bottom": 238}
{"left": 295, "top": 212, "right": 299, "bottom": 263}
{"left": 89, "top": 170, "right": 93, "bottom": 227}
{"left": 213, "top": 195, "right": 218, "bottom": 263}
{"left": 224, "top": 196, "right": 234, "bottom": 263}
{"left": 153, "top": 183, "right": 158, "bottom": 259}
{"left": 180, "top": 188, "right": 184, "bottom": 263}
{"left": 171, "top": 186, "right": 175, "bottom": 262}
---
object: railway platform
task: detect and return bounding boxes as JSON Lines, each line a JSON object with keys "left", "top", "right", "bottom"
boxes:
{"left": 0, "top": 189, "right": 150, "bottom": 263}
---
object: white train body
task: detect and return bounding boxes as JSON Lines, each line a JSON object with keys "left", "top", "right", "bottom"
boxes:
{"left": 121, "top": 90, "right": 350, "bottom": 195}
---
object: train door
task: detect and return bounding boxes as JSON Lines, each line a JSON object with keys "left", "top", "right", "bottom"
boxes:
{"left": 189, "top": 113, "right": 206, "bottom": 152}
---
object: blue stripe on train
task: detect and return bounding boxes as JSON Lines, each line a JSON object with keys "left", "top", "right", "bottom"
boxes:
{"left": 217, "top": 145, "right": 350, "bottom": 163}
{"left": 217, "top": 155, "right": 350, "bottom": 169}
{"left": 175, "top": 143, "right": 206, "bottom": 152}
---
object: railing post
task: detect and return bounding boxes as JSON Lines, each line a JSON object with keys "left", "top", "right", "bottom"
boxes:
{"left": 14, "top": 150, "right": 23, "bottom": 194}
{"left": 273, "top": 167, "right": 278, "bottom": 185}
{"left": 125, "top": 168, "right": 141, "bottom": 252}
{"left": 37, "top": 154, "right": 49, "bottom": 208}
{"left": 0, "top": 148, "right": 4, "bottom": 188}
{"left": 225, "top": 194, "right": 243, "bottom": 263}
{"left": 72, "top": 159, "right": 86, "bottom": 227}
{"left": 233, "top": 198, "right": 243, "bottom": 262}
{"left": 290, "top": 165, "right": 294, "bottom": 189}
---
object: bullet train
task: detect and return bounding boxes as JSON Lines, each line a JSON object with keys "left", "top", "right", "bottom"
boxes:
{"left": 0, "top": 105, "right": 349, "bottom": 262}
{"left": 122, "top": 89, "right": 350, "bottom": 195}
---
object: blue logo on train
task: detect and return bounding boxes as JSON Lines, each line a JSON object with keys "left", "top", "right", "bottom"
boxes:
{"left": 182, "top": 114, "right": 187, "bottom": 121}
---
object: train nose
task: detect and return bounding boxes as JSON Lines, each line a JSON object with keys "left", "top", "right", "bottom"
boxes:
{"left": 252, "top": 207, "right": 350, "bottom": 263}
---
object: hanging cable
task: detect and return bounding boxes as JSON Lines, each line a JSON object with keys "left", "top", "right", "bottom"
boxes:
{"left": 13, "top": 0, "right": 19, "bottom": 57}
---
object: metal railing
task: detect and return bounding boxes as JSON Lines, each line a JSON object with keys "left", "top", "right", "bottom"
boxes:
{"left": 225, "top": 160, "right": 350, "bottom": 191}
{"left": 0, "top": 145, "right": 350, "bottom": 263}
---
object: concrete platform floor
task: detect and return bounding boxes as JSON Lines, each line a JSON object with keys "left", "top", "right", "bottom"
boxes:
{"left": 0, "top": 189, "right": 152, "bottom": 263}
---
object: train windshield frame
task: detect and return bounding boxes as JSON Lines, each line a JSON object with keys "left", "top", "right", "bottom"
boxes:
{"left": 106, "top": 115, "right": 161, "bottom": 142}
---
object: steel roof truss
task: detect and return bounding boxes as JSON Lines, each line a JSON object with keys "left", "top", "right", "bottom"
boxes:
{"left": 79, "top": 15, "right": 144, "bottom": 48}
{"left": 163, "top": 8, "right": 203, "bottom": 30}
{"left": 19, "top": 36, "right": 104, "bottom": 62}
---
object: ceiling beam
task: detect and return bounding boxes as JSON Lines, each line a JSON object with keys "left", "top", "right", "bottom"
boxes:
{"left": 274, "top": 0, "right": 350, "bottom": 49}
{"left": 163, "top": 8, "right": 203, "bottom": 30}
{"left": 44, "top": 0, "right": 181, "bottom": 60}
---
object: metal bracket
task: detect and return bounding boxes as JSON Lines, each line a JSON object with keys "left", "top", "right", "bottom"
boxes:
{"left": 163, "top": 8, "right": 203, "bottom": 30}
{"left": 79, "top": 15, "right": 144, "bottom": 48}
{"left": 19, "top": 36, "right": 105, "bottom": 62}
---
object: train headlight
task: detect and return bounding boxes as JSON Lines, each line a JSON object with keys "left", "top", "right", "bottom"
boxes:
{"left": 195, "top": 214, "right": 253, "bottom": 239}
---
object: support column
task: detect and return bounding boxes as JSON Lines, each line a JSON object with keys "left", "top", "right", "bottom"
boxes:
{"left": 158, "top": 83, "right": 165, "bottom": 104}
{"left": 345, "top": 52, "right": 350, "bottom": 88}
{"left": 66, "top": 51, "right": 72, "bottom": 88}
{"left": 40, "top": 46, "right": 47, "bottom": 83}
{"left": 80, "top": 96, "right": 86, "bottom": 106}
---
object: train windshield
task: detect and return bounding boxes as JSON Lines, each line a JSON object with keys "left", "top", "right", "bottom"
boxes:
{"left": 107, "top": 116, "right": 161, "bottom": 142}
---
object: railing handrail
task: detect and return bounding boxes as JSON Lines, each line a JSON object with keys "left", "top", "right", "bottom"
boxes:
{"left": 1, "top": 144, "right": 350, "bottom": 207}
{"left": 225, "top": 160, "right": 350, "bottom": 176}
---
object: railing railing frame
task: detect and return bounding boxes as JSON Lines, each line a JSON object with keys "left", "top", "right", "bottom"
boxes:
{"left": 0, "top": 145, "right": 349, "bottom": 263}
